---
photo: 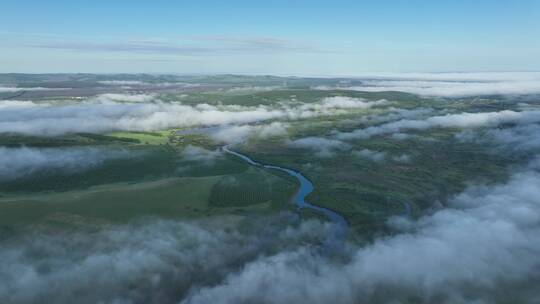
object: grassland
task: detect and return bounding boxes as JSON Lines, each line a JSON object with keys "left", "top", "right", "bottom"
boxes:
{"left": 0, "top": 131, "right": 296, "bottom": 234}
{"left": 0, "top": 176, "right": 219, "bottom": 226}
{"left": 239, "top": 126, "right": 517, "bottom": 234}
{"left": 209, "top": 167, "right": 296, "bottom": 210}
{"left": 1, "top": 78, "right": 530, "bottom": 239}
{"left": 0, "top": 156, "right": 296, "bottom": 237}
{"left": 106, "top": 130, "right": 173, "bottom": 145}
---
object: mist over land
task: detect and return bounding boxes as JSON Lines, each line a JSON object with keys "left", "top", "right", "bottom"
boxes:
{"left": 0, "top": 72, "right": 539, "bottom": 303}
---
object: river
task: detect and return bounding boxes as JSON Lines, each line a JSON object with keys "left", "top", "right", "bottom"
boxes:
{"left": 222, "top": 145, "right": 349, "bottom": 251}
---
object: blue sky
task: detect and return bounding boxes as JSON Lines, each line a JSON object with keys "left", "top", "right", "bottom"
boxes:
{"left": 0, "top": 0, "right": 539, "bottom": 74}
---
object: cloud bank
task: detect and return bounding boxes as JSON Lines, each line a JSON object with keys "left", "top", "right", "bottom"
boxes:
{"left": 298, "top": 96, "right": 387, "bottom": 111}
{"left": 3, "top": 157, "right": 540, "bottom": 303}
{"left": 353, "top": 149, "right": 387, "bottom": 162}
{"left": 95, "top": 93, "right": 156, "bottom": 103}
{"left": 0, "top": 216, "right": 331, "bottom": 304}
{"left": 289, "top": 136, "right": 351, "bottom": 157}
{"left": 336, "top": 110, "right": 540, "bottom": 140}
{"left": 180, "top": 145, "right": 224, "bottom": 165}
{"left": 0, "top": 87, "right": 68, "bottom": 93}
{"left": 183, "top": 158, "right": 540, "bottom": 304}
{"left": 317, "top": 72, "right": 540, "bottom": 97}
{"left": 211, "top": 122, "right": 288, "bottom": 144}
{"left": 3, "top": 119, "right": 540, "bottom": 303}
{"left": 0, "top": 96, "right": 384, "bottom": 136}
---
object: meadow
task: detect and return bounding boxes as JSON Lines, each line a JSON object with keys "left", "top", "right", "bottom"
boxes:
{"left": 1, "top": 75, "right": 534, "bottom": 238}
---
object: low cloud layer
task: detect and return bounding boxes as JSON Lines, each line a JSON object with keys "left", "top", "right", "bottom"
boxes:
{"left": 183, "top": 158, "right": 540, "bottom": 303}
{"left": 180, "top": 145, "right": 224, "bottom": 165}
{"left": 298, "top": 96, "right": 387, "bottom": 111}
{"left": 0, "top": 100, "right": 283, "bottom": 136}
{"left": 2, "top": 127, "right": 540, "bottom": 303}
{"left": 289, "top": 136, "right": 351, "bottom": 157}
{"left": 98, "top": 81, "right": 198, "bottom": 89}
{"left": 95, "top": 93, "right": 156, "bottom": 103}
{"left": 0, "top": 87, "right": 68, "bottom": 93}
{"left": 0, "top": 216, "right": 331, "bottom": 304}
{"left": 316, "top": 72, "right": 540, "bottom": 97}
{"left": 336, "top": 110, "right": 540, "bottom": 140}
{"left": 0, "top": 96, "right": 387, "bottom": 136}
{"left": 352, "top": 149, "right": 387, "bottom": 162}
{"left": 210, "top": 122, "right": 288, "bottom": 144}
{"left": 3, "top": 156, "right": 540, "bottom": 303}
{"left": 457, "top": 123, "right": 540, "bottom": 155}
{"left": 0, "top": 147, "right": 136, "bottom": 181}
{"left": 98, "top": 80, "right": 147, "bottom": 86}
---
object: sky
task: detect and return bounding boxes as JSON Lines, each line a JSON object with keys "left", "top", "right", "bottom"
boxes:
{"left": 0, "top": 0, "right": 539, "bottom": 75}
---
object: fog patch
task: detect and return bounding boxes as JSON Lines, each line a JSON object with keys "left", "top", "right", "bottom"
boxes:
{"left": 180, "top": 145, "right": 224, "bottom": 165}
{"left": 184, "top": 158, "right": 540, "bottom": 303}
{"left": 352, "top": 149, "right": 409, "bottom": 163}
{"left": 211, "top": 122, "right": 288, "bottom": 144}
{"left": 226, "top": 86, "right": 283, "bottom": 93}
{"left": 457, "top": 123, "right": 540, "bottom": 153}
{"left": 300, "top": 96, "right": 387, "bottom": 111}
{"left": 341, "top": 107, "right": 434, "bottom": 129}
{"left": 0, "top": 100, "right": 44, "bottom": 109}
{"left": 391, "top": 133, "right": 413, "bottom": 140}
{"left": 315, "top": 72, "right": 540, "bottom": 97}
{"left": 289, "top": 137, "right": 351, "bottom": 157}
{"left": 0, "top": 147, "right": 138, "bottom": 181}
{"left": 0, "top": 101, "right": 286, "bottom": 136}
{"left": 95, "top": 93, "right": 156, "bottom": 103}
{"left": 0, "top": 216, "right": 332, "bottom": 304}
{"left": 0, "top": 94, "right": 400, "bottom": 137}
{"left": 392, "top": 154, "right": 411, "bottom": 163}
{"left": 98, "top": 80, "right": 146, "bottom": 86}
{"left": 336, "top": 110, "right": 540, "bottom": 140}
{"left": 98, "top": 80, "right": 196, "bottom": 88}
{"left": 0, "top": 86, "right": 68, "bottom": 93}
{"left": 3, "top": 153, "right": 540, "bottom": 303}
{"left": 353, "top": 149, "right": 387, "bottom": 162}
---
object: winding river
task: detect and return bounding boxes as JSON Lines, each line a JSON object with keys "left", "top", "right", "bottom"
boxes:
{"left": 223, "top": 145, "right": 349, "bottom": 251}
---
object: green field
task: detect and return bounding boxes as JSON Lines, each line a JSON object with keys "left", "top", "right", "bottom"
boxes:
{"left": 0, "top": 137, "right": 297, "bottom": 234}
{"left": 209, "top": 167, "right": 296, "bottom": 209}
{"left": 0, "top": 176, "right": 219, "bottom": 226}
{"left": 1, "top": 78, "right": 533, "bottom": 238}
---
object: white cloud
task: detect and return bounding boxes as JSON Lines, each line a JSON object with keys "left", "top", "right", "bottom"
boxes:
{"left": 98, "top": 80, "right": 146, "bottom": 85}
{"left": 98, "top": 81, "right": 198, "bottom": 88}
{"left": 0, "top": 95, "right": 391, "bottom": 136}
{"left": 390, "top": 132, "right": 412, "bottom": 140}
{"left": 3, "top": 149, "right": 540, "bottom": 303}
{"left": 95, "top": 93, "right": 156, "bottom": 103}
{"left": 0, "top": 101, "right": 286, "bottom": 136}
{"left": 392, "top": 154, "right": 411, "bottom": 163}
{"left": 336, "top": 110, "right": 540, "bottom": 140}
{"left": 0, "top": 217, "right": 332, "bottom": 304}
{"left": 351, "top": 149, "right": 411, "bottom": 163}
{"left": 225, "top": 86, "right": 283, "bottom": 93}
{"left": 352, "top": 149, "right": 386, "bottom": 162}
{"left": 0, "top": 100, "right": 43, "bottom": 109}
{"left": 180, "top": 145, "right": 223, "bottom": 165}
{"left": 316, "top": 72, "right": 540, "bottom": 97}
{"left": 289, "top": 137, "right": 350, "bottom": 157}
{"left": 0, "top": 147, "right": 137, "bottom": 181}
{"left": 0, "top": 87, "right": 68, "bottom": 93}
{"left": 457, "top": 123, "right": 540, "bottom": 153}
{"left": 338, "top": 107, "right": 434, "bottom": 128}
{"left": 183, "top": 158, "right": 540, "bottom": 303}
{"left": 211, "top": 122, "right": 288, "bottom": 144}
{"left": 299, "top": 96, "right": 387, "bottom": 111}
